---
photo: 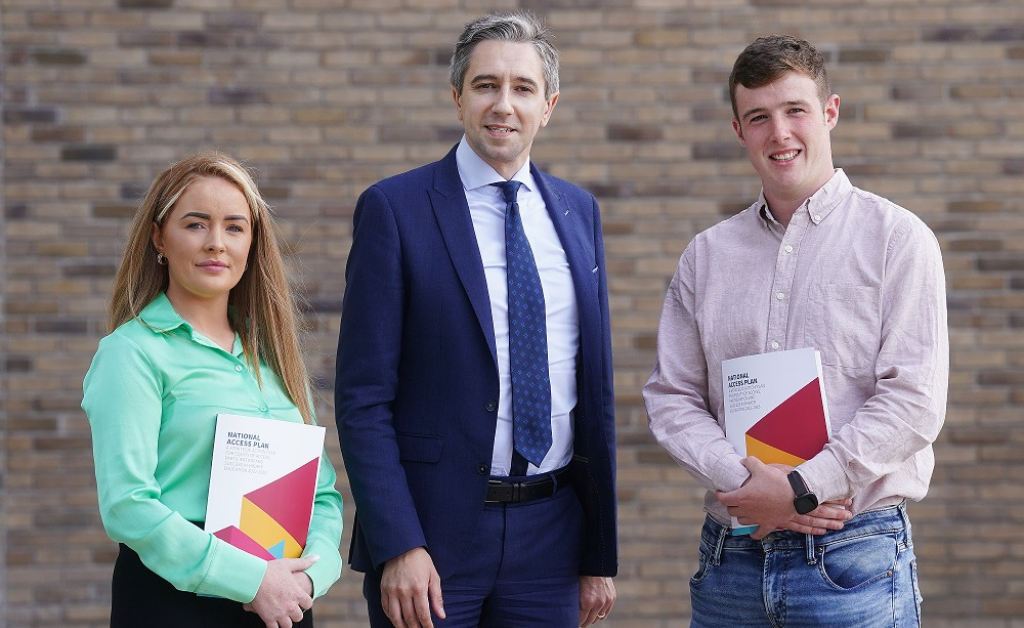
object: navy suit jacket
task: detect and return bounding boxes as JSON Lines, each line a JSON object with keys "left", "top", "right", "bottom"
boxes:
{"left": 335, "top": 145, "right": 617, "bottom": 579}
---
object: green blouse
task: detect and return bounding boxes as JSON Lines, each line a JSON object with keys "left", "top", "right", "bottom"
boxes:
{"left": 82, "top": 293, "right": 343, "bottom": 602}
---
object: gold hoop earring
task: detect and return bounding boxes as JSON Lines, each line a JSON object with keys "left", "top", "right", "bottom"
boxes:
{"left": 156, "top": 253, "right": 168, "bottom": 266}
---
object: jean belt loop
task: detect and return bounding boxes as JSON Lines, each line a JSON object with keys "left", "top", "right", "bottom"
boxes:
{"left": 804, "top": 532, "right": 817, "bottom": 565}
{"left": 896, "top": 499, "right": 911, "bottom": 543}
{"left": 710, "top": 519, "right": 728, "bottom": 567}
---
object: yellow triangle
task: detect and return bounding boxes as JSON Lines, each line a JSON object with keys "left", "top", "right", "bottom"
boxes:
{"left": 746, "top": 435, "right": 806, "bottom": 467}
{"left": 240, "top": 497, "right": 303, "bottom": 558}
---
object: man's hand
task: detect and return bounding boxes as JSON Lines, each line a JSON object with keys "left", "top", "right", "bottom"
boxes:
{"left": 380, "top": 547, "right": 445, "bottom": 628}
{"left": 578, "top": 576, "right": 615, "bottom": 627}
{"left": 247, "top": 556, "right": 318, "bottom": 628}
{"left": 781, "top": 499, "right": 853, "bottom": 535}
{"left": 717, "top": 457, "right": 794, "bottom": 539}
{"left": 718, "top": 457, "right": 851, "bottom": 540}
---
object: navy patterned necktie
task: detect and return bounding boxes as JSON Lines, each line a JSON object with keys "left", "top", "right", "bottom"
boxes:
{"left": 493, "top": 180, "right": 552, "bottom": 474}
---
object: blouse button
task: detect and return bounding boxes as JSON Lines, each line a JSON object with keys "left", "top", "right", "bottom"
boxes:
{"left": 776, "top": 292, "right": 785, "bottom": 301}
{"left": 784, "top": 245, "right": 793, "bottom": 254}
{"left": 771, "top": 341, "right": 780, "bottom": 350}
{"left": 235, "top": 365, "right": 244, "bottom": 372}
{"left": 258, "top": 405, "right": 267, "bottom": 412}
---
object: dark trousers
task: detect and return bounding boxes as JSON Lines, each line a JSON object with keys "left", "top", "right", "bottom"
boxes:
{"left": 363, "top": 485, "right": 585, "bottom": 628}
{"left": 110, "top": 543, "right": 314, "bottom": 628}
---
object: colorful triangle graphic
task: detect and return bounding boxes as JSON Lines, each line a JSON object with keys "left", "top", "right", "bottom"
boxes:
{"left": 212, "top": 526, "right": 277, "bottom": 561}
{"left": 245, "top": 457, "right": 320, "bottom": 548}
{"left": 746, "top": 435, "right": 807, "bottom": 467}
{"left": 745, "top": 378, "right": 828, "bottom": 461}
{"left": 239, "top": 496, "right": 302, "bottom": 559}
{"left": 267, "top": 540, "right": 286, "bottom": 560}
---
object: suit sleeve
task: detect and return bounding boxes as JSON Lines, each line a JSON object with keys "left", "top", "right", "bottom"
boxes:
{"left": 580, "top": 194, "right": 619, "bottom": 577}
{"left": 335, "top": 185, "right": 427, "bottom": 570}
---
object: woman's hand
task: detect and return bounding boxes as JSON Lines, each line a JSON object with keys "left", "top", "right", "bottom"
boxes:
{"left": 246, "top": 556, "right": 318, "bottom": 628}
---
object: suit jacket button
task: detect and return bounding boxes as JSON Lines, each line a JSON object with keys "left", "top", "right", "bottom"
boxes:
{"left": 485, "top": 399, "right": 497, "bottom": 412}
{"left": 477, "top": 464, "right": 490, "bottom": 475}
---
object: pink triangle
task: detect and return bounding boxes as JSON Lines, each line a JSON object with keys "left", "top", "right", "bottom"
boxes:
{"left": 212, "top": 525, "right": 277, "bottom": 561}
{"left": 745, "top": 378, "right": 828, "bottom": 461}
{"left": 245, "top": 457, "right": 319, "bottom": 547}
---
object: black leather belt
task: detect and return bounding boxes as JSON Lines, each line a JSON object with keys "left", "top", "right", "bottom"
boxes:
{"left": 485, "top": 466, "right": 571, "bottom": 503}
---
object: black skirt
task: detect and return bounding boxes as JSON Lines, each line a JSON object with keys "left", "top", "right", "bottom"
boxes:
{"left": 111, "top": 543, "right": 314, "bottom": 628}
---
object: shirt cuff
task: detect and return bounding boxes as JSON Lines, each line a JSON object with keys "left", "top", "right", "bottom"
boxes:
{"left": 195, "top": 543, "right": 268, "bottom": 602}
{"left": 710, "top": 450, "right": 750, "bottom": 493}
{"left": 796, "top": 449, "right": 849, "bottom": 503}
{"left": 302, "top": 537, "right": 343, "bottom": 598}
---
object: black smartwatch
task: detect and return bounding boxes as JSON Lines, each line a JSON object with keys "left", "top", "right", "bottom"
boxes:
{"left": 787, "top": 470, "right": 818, "bottom": 515}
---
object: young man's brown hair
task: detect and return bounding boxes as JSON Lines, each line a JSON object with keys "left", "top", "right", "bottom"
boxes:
{"left": 728, "top": 35, "right": 831, "bottom": 121}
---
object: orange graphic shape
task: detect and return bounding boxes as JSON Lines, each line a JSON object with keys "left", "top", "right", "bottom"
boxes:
{"left": 239, "top": 497, "right": 302, "bottom": 558}
{"left": 746, "top": 435, "right": 807, "bottom": 467}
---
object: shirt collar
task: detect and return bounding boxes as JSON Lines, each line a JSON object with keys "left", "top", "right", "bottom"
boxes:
{"left": 137, "top": 292, "right": 243, "bottom": 355}
{"left": 805, "top": 168, "right": 850, "bottom": 224}
{"left": 757, "top": 169, "right": 852, "bottom": 228}
{"left": 138, "top": 292, "right": 189, "bottom": 332}
{"left": 456, "top": 136, "right": 535, "bottom": 194}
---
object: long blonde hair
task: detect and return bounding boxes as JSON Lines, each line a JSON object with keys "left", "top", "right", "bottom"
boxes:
{"left": 108, "top": 151, "right": 314, "bottom": 424}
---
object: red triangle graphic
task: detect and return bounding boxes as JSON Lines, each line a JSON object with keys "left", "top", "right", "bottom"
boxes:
{"left": 746, "top": 378, "right": 828, "bottom": 460}
{"left": 245, "top": 457, "right": 319, "bottom": 547}
{"left": 212, "top": 525, "right": 277, "bottom": 561}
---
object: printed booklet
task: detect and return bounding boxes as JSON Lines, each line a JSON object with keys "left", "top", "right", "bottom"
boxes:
{"left": 205, "top": 413, "right": 325, "bottom": 560}
{"left": 722, "top": 347, "right": 831, "bottom": 534}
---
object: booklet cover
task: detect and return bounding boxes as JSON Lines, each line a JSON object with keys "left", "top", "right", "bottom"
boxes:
{"left": 205, "top": 413, "right": 325, "bottom": 560}
{"left": 722, "top": 347, "right": 831, "bottom": 534}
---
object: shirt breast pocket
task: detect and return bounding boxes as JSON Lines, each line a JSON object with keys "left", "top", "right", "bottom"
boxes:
{"left": 804, "top": 283, "right": 881, "bottom": 371}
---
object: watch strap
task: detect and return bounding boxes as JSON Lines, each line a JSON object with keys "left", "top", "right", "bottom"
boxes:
{"left": 787, "top": 469, "right": 809, "bottom": 496}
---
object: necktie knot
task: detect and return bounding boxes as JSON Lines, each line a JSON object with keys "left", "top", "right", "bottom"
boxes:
{"left": 493, "top": 180, "right": 522, "bottom": 206}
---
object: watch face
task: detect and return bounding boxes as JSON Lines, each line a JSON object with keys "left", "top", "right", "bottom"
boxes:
{"left": 795, "top": 494, "right": 819, "bottom": 515}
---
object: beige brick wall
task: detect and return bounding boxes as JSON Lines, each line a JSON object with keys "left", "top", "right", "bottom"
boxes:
{"left": 2, "top": 0, "right": 1022, "bottom": 626}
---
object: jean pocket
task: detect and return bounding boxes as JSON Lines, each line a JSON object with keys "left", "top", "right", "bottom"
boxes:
{"left": 690, "top": 543, "right": 712, "bottom": 586}
{"left": 817, "top": 532, "right": 898, "bottom": 591}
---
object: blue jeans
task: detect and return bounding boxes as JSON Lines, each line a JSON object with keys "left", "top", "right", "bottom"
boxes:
{"left": 690, "top": 503, "right": 922, "bottom": 628}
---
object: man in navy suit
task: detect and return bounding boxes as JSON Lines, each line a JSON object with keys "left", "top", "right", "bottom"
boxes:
{"left": 335, "top": 11, "right": 618, "bottom": 628}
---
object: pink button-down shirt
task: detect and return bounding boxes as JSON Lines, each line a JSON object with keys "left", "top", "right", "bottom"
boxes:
{"left": 644, "top": 169, "right": 949, "bottom": 524}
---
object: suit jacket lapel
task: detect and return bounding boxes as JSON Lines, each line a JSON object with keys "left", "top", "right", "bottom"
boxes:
{"left": 430, "top": 148, "right": 498, "bottom": 365}
{"left": 532, "top": 167, "right": 599, "bottom": 330}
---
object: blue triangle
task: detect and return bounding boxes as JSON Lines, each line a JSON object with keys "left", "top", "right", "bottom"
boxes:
{"left": 268, "top": 540, "right": 286, "bottom": 559}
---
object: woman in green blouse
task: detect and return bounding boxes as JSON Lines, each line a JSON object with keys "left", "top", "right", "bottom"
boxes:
{"left": 82, "top": 152, "right": 343, "bottom": 628}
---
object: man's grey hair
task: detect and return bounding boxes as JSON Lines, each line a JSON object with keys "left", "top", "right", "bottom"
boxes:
{"left": 449, "top": 12, "right": 560, "bottom": 100}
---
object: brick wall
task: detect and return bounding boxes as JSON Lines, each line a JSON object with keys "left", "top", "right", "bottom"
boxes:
{"left": 2, "top": 0, "right": 1023, "bottom": 626}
